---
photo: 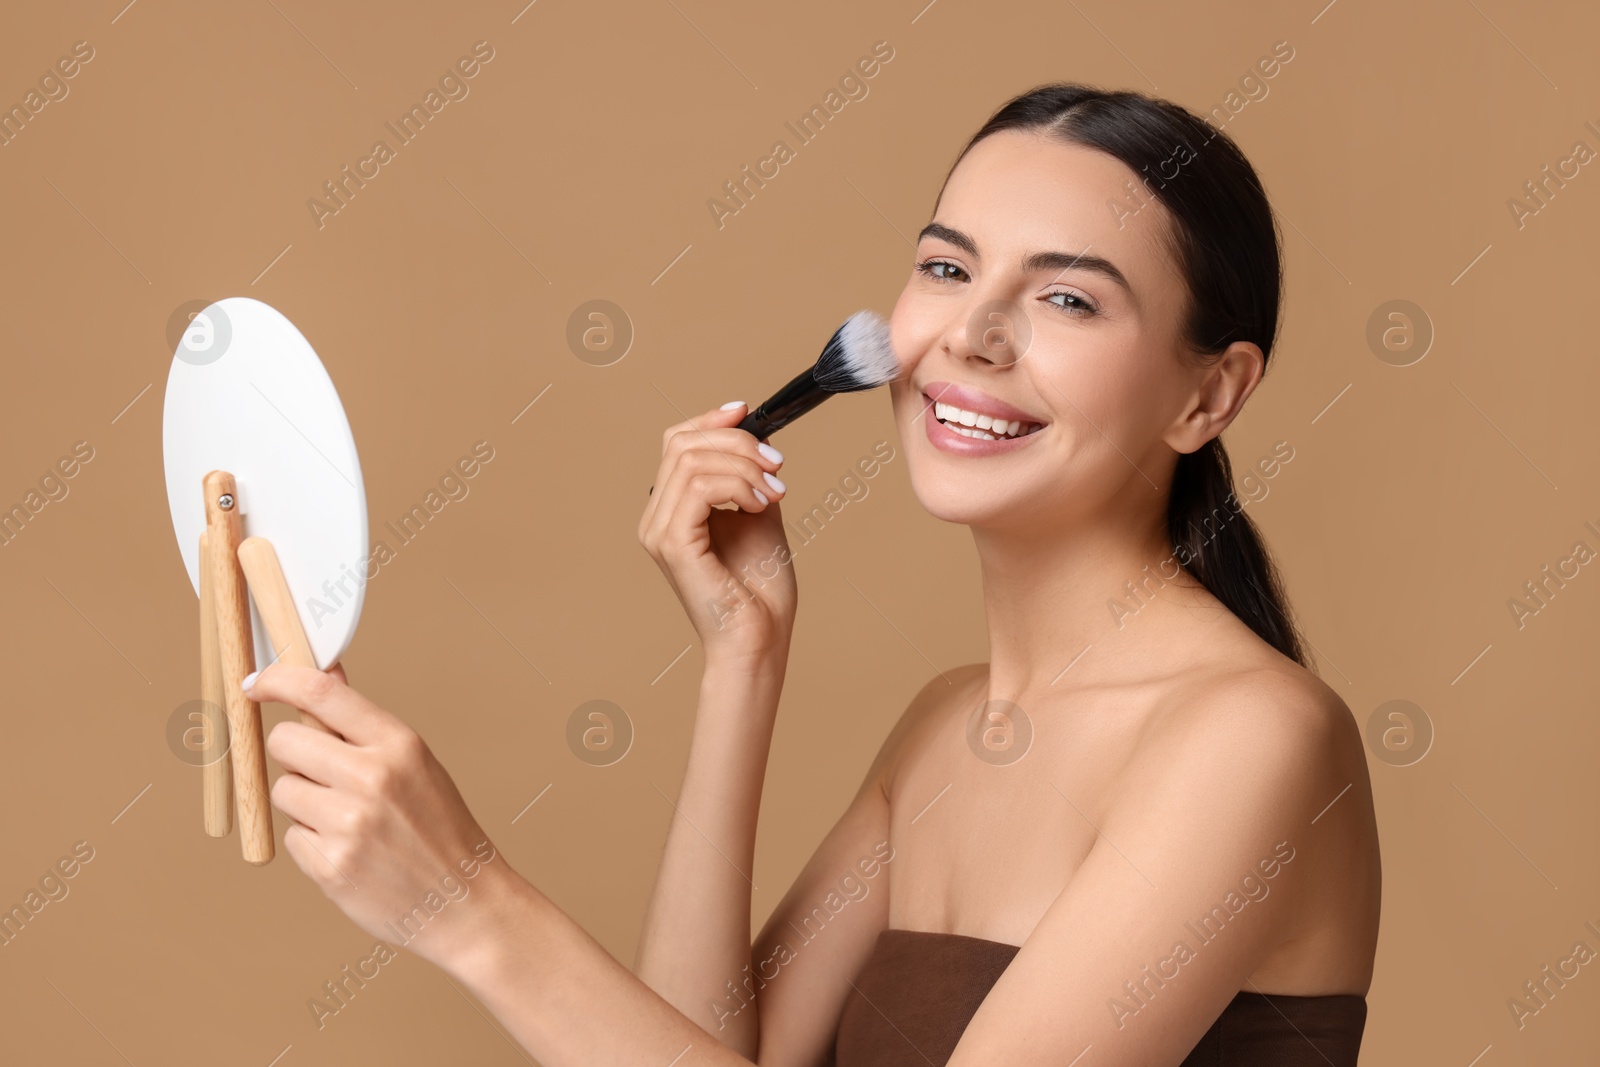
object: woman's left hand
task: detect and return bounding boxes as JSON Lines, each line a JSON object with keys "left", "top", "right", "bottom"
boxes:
{"left": 248, "top": 663, "right": 512, "bottom": 973}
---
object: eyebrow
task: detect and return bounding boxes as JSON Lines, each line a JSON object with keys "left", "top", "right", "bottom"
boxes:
{"left": 917, "top": 221, "right": 1134, "bottom": 296}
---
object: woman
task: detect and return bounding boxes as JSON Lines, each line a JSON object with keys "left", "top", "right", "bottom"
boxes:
{"left": 253, "top": 83, "right": 1381, "bottom": 1065}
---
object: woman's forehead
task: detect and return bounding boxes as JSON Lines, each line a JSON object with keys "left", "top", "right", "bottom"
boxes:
{"left": 935, "top": 129, "right": 1176, "bottom": 273}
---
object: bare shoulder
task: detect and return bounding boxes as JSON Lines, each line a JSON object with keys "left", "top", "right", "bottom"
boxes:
{"left": 1155, "top": 658, "right": 1359, "bottom": 768}
{"left": 1118, "top": 655, "right": 1380, "bottom": 988}
{"left": 1112, "top": 657, "right": 1369, "bottom": 841}
{"left": 870, "top": 663, "right": 988, "bottom": 799}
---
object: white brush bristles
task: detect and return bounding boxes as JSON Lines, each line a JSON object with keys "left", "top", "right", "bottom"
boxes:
{"left": 813, "top": 310, "right": 899, "bottom": 393}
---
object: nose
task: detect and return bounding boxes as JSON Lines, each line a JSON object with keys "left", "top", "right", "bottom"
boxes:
{"left": 941, "top": 297, "right": 1032, "bottom": 368}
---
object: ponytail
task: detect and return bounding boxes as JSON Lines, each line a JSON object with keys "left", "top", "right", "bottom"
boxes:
{"left": 946, "top": 83, "right": 1310, "bottom": 667}
{"left": 1167, "top": 440, "right": 1307, "bottom": 667}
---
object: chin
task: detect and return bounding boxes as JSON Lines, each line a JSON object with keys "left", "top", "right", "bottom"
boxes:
{"left": 904, "top": 460, "right": 1030, "bottom": 528}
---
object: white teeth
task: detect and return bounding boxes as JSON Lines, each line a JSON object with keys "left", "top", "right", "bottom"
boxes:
{"left": 933, "top": 400, "right": 1038, "bottom": 439}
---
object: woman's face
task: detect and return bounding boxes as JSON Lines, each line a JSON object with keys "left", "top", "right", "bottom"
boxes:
{"left": 887, "top": 128, "right": 1208, "bottom": 531}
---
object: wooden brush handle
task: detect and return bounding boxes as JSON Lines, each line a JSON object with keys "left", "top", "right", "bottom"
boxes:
{"left": 237, "top": 537, "right": 335, "bottom": 735}
{"left": 203, "top": 471, "right": 274, "bottom": 865}
{"left": 198, "top": 532, "right": 234, "bottom": 838}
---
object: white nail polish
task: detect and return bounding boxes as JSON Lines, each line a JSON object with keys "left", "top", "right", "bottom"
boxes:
{"left": 720, "top": 400, "right": 746, "bottom": 410}
{"left": 757, "top": 442, "right": 783, "bottom": 464}
{"left": 241, "top": 670, "right": 259, "bottom": 693}
{"left": 763, "top": 472, "right": 786, "bottom": 494}
{"left": 752, "top": 488, "right": 769, "bottom": 505}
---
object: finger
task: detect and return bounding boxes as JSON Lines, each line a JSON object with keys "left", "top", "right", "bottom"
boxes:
{"left": 646, "top": 476, "right": 777, "bottom": 572}
{"left": 267, "top": 719, "right": 358, "bottom": 788}
{"left": 652, "top": 447, "right": 784, "bottom": 524}
{"left": 659, "top": 400, "right": 749, "bottom": 457}
{"left": 647, "top": 444, "right": 783, "bottom": 547}
{"left": 663, "top": 425, "right": 781, "bottom": 478}
{"left": 645, "top": 462, "right": 719, "bottom": 562}
{"left": 270, "top": 769, "right": 338, "bottom": 832}
{"left": 655, "top": 410, "right": 771, "bottom": 507}
{"left": 688, "top": 471, "right": 778, "bottom": 513}
{"left": 671, "top": 446, "right": 776, "bottom": 496}
{"left": 243, "top": 664, "right": 392, "bottom": 746}
{"left": 327, "top": 662, "right": 349, "bottom": 685}
{"left": 647, "top": 402, "right": 753, "bottom": 519}
{"left": 643, "top": 428, "right": 780, "bottom": 547}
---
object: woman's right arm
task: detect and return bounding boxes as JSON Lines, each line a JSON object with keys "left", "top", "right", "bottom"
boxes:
{"left": 633, "top": 401, "right": 931, "bottom": 1066}
{"left": 632, "top": 650, "right": 790, "bottom": 1056}
{"left": 633, "top": 400, "right": 798, "bottom": 1058}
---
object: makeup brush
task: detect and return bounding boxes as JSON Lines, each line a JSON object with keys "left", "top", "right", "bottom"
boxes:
{"left": 736, "top": 309, "right": 898, "bottom": 441}
{"left": 649, "top": 310, "right": 899, "bottom": 495}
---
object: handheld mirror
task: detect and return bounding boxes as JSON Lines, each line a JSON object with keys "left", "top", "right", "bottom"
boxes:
{"left": 162, "top": 295, "right": 368, "bottom": 863}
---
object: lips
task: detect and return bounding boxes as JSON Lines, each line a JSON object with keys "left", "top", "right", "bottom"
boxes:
{"left": 920, "top": 380, "right": 1047, "bottom": 439}
{"left": 918, "top": 380, "right": 1048, "bottom": 456}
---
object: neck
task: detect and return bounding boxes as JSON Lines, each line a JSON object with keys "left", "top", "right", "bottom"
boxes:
{"left": 971, "top": 501, "right": 1209, "bottom": 697}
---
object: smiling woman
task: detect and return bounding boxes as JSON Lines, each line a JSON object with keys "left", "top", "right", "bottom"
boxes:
{"left": 893, "top": 84, "right": 1308, "bottom": 668}
{"left": 256, "top": 81, "right": 1379, "bottom": 1067}
{"left": 638, "top": 81, "right": 1379, "bottom": 1066}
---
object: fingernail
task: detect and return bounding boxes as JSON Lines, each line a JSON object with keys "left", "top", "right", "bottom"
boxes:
{"left": 763, "top": 472, "right": 786, "bottom": 494}
{"left": 752, "top": 488, "right": 769, "bottom": 505}
{"left": 720, "top": 400, "right": 746, "bottom": 410}
{"left": 241, "top": 670, "right": 259, "bottom": 693}
{"left": 757, "top": 442, "right": 783, "bottom": 464}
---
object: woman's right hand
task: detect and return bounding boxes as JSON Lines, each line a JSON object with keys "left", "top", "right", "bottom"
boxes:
{"left": 639, "top": 400, "right": 798, "bottom": 664}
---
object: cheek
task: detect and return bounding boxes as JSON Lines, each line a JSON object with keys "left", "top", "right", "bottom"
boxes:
{"left": 1053, "top": 336, "right": 1170, "bottom": 431}
{"left": 1090, "top": 361, "right": 1150, "bottom": 424}
{"left": 886, "top": 379, "right": 923, "bottom": 440}
{"left": 1025, "top": 343, "right": 1108, "bottom": 428}
{"left": 888, "top": 286, "right": 946, "bottom": 368}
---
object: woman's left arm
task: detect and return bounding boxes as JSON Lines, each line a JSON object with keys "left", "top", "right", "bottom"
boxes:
{"left": 250, "top": 663, "right": 759, "bottom": 1066}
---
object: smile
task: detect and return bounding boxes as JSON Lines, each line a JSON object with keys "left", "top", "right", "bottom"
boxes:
{"left": 919, "top": 382, "right": 1048, "bottom": 456}
{"left": 931, "top": 400, "right": 1043, "bottom": 441}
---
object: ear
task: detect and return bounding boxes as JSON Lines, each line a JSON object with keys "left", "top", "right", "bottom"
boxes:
{"left": 1163, "top": 341, "right": 1265, "bottom": 454}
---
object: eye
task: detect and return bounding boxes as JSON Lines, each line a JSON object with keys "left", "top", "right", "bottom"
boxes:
{"left": 914, "top": 258, "right": 968, "bottom": 283}
{"left": 1044, "top": 289, "right": 1099, "bottom": 317}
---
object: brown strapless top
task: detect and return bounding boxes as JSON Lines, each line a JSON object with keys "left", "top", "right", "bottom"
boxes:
{"left": 833, "top": 928, "right": 1366, "bottom": 1066}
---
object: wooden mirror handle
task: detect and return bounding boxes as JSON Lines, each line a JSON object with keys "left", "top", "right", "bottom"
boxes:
{"left": 198, "top": 532, "right": 234, "bottom": 838}
{"left": 203, "top": 470, "right": 274, "bottom": 865}
{"left": 238, "top": 536, "right": 336, "bottom": 735}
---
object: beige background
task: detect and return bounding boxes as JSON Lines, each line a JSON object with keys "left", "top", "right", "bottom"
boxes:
{"left": 1, "top": 0, "right": 1596, "bottom": 1063}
